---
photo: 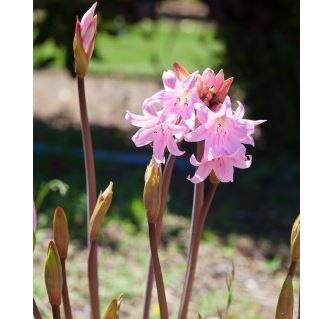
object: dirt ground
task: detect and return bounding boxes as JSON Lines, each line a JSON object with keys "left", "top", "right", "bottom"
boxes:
{"left": 34, "top": 70, "right": 161, "bottom": 130}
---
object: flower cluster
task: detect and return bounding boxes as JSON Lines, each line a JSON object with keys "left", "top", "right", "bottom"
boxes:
{"left": 125, "top": 63, "right": 265, "bottom": 183}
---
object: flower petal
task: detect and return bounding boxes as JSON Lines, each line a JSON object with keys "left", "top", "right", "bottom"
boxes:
{"left": 188, "top": 161, "right": 213, "bottom": 183}
{"left": 167, "top": 136, "right": 185, "bottom": 157}
{"left": 162, "top": 70, "right": 177, "bottom": 89}
{"left": 212, "top": 158, "right": 234, "bottom": 183}
{"left": 153, "top": 136, "right": 167, "bottom": 163}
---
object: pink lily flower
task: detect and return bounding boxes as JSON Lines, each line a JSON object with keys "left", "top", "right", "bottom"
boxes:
{"left": 125, "top": 106, "right": 188, "bottom": 164}
{"left": 188, "top": 149, "right": 252, "bottom": 184}
{"left": 185, "top": 97, "right": 266, "bottom": 160}
{"left": 157, "top": 71, "right": 201, "bottom": 130}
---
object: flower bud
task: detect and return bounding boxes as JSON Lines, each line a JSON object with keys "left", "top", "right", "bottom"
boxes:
{"left": 290, "top": 214, "right": 300, "bottom": 263}
{"left": 53, "top": 206, "right": 70, "bottom": 259}
{"left": 143, "top": 159, "right": 162, "bottom": 224}
{"left": 173, "top": 62, "right": 190, "bottom": 81}
{"left": 44, "top": 241, "right": 63, "bottom": 306}
{"left": 73, "top": 2, "right": 97, "bottom": 78}
{"left": 90, "top": 182, "right": 113, "bottom": 241}
{"left": 275, "top": 275, "right": 294, "bottom": 319}
{"left": 103, "top": 294, "right": 123, "bottom": 319}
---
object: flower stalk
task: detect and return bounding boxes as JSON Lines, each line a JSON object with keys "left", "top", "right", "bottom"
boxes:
{"left": 143, "top": 159, "right": 168, "bottom": 319}
{"left": 178, "top": 182, "right": 218, "bottom": 319}
{"left": 148, "top": 222, "right": 169, "bottom": 319}
{"left": 142, "top": 154, "right": 176, "bottom": 319}
{"left": 33, "top": 298, "right": 42, "bottom": 319}
{"left": 88, "top": 182, "right": 113, "bottom": 319}
{"left": 51, "top": 305, "right": 61, "bottom": 319}
{"left": 77, "top": 76, "right": 98, "bottom": 319}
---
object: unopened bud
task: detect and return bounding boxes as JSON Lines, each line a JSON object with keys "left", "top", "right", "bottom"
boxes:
{"left": 90, "top": 182, "right": 113, "bottom": 241}
{"left": 290, "top": 214, "right": 300, "bottom": 263}
{"left": 173, "top": 62, "right": 190, "bottom": 81}
{"left": 103, "top": 294, "right": 123, "bottom": 319}
{"left": 73, "top": 3, "right": 97, "bottom": 78}
{"left": 44, "top": 241, "right": 62, "bottom": 306}
{"left": 143, "top": 159, "right": 162, "bottom": 224}
{"left": 275, "top": 275, "right": 293, "bottom": 319}
{"left": 53, "top": 206, "right": 70, "bottom": 259}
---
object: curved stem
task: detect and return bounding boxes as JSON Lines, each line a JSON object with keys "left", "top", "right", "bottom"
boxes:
{"left": 148, "top": 223, "right": 169, "bottom": 319}
{"left": 142, "top": 155, "right": 176, "bottom": 319}
{"left": 88, "top": 240, "right": 100, "bottom": 319}
{"left": 51, "top": 305, "right": 61, "bottom": 319}
{"left": 177, "top": 183, "right": 218, "bottom": 319}
{"left": 33, "top": 298, "right": 42, "bottom": 319}
{"left": 61, "top": 259, "right": 73, "bottom": 319}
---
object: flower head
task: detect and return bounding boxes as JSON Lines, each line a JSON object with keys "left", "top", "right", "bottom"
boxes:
{"left": 73, "top": 2, "right": 97, "bottom": 78}
{"left": 125, "top": 63, "right": 265, "bottom": 184}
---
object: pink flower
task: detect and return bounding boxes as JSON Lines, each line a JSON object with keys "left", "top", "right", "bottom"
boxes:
{"left": 185, "top": 97, "right": 265, "bottom": 160}
{"left": 73, "top": 2, "right": 98, "bottom": 77}
{"left": 125, "top": 106, "right": 187, "bottom": 164}
{"left": 188, "top": 149, "right": 252, "bottom": 184}
{"left": 157, "top": 71, "right": 201, "bottom": 129}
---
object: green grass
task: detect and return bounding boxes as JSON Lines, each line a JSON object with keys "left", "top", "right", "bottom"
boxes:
{"left": 34, "top": 18, "right": 225, "bottom": 77}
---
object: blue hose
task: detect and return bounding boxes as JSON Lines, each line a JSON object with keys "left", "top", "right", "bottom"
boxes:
{"left": 33, "top": 143, "right": 189, "bottom": 171}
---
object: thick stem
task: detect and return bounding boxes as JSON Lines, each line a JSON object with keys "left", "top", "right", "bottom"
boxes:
{"left": 148, "top": 223, "right": 169, "bottom": 319}
{"left": 77, "top": 77, "right": 99, "bottom": 319}
{"left": 77, "top": 77, "right": 97, "bottom": 239}
{"left": 177, "top": 183, "right": 218, "bottom": 319}
{"left": 51, "top": 305, "right": 61, "bottom": 319}
{"left": 61, "top": 259, "right": 73, "bottom": 319}
{"left": 88, "top": 240, "right": 100, "bottom": 319}
{"left": 33, "top": 298, "right": 42, "bottom": 319}
{"left": 142, "top": 155, "right": 176, "bottom": 319}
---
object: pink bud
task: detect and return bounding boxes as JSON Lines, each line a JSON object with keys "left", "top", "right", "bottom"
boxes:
{"left": 73, "top": 2, "right": 98, "bottom": 77}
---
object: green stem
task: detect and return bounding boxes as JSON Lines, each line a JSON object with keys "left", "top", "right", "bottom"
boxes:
{"left": 88, "top": 240, "right": 100, "bottom": 319}
{"left": 33, "top": 298, "right": 42, "bottom": 319}
{"left": 61, "top": 259, "right": 73, "bottom": 319}
{"left": 142, "top": 155, "right": 176, "bottom": 319}
{"left": 177, "top": 183, "right": 218, "bottom": 319}
{"left": 51, "top": 305, "right": 61, "bottom": 319}
{"left": 148, "top": 223, "right": 169, "bottom": 319}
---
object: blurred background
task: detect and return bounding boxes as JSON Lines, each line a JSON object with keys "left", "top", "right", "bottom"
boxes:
{"left": 33, "top": 0, "right": 299, "bottom": 318}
